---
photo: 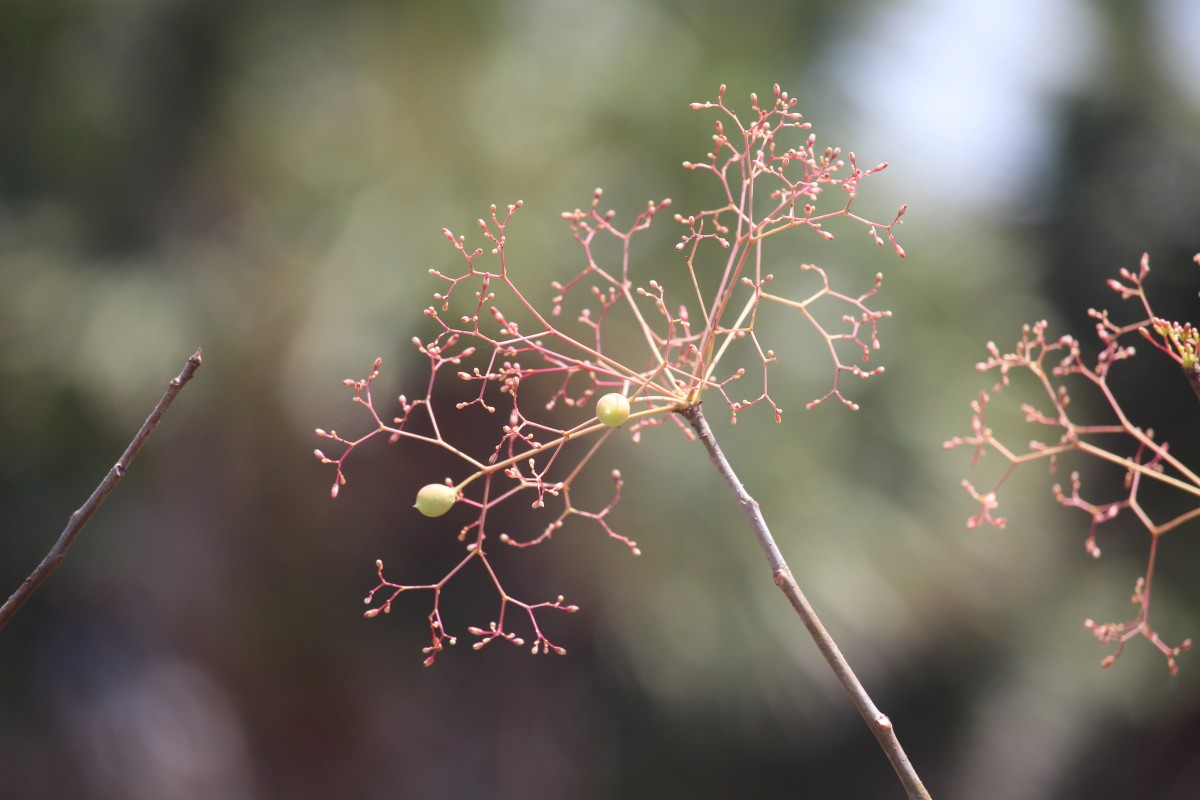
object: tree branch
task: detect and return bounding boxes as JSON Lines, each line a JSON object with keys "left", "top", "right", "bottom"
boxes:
{"left": 679, "top": 403, "right": 930, "bottom": 800}
{"left": 0, "top": 348, "right": 203, "bottom": 633}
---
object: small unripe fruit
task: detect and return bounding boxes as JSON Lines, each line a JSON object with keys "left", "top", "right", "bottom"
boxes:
{"left": 596, "top": 393, "right": 630, "bottom": 426}
{"left": 415, "top": 483, "right": 456, "bottom": 517}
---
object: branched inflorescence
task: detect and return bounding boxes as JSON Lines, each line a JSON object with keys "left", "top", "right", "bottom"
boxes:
{"left": 946, "top": 253, "right": 1200, "bottom": 674}
{"left": 315, "top": 85, "right": 905, "bottom": 664}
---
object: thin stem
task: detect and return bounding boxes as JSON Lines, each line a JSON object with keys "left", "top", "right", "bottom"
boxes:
{"left": 680, "top": 403, "right": 930, "bottom": 800}
{"left": 0, "top": 349, "right": 204, "bottom": 633}
{"left": 1185, "top": 362, "right": 1200, "bottom": 406}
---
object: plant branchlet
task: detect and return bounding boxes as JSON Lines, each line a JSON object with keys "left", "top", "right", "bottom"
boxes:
{"left": 946, "top": 253, "right": 1200, "bottom": 674}
{"left": 316, "top": 85, "right": 904, "bottom": 663}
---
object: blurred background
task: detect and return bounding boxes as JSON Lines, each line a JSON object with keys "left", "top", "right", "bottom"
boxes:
{"left": 2, "top": 0, "right": 1200, "bottom": 797}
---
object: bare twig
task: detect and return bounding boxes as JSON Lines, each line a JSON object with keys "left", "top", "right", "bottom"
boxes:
{"left": 680, "top": 403, "right": 930, "bottom": 800}
{"left": 0, "top": 348, "right": 203, "bottom": 633}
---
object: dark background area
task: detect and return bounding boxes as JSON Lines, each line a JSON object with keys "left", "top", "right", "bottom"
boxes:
{"left": 3, "top": 0, "right": 1200, "bottom": 797}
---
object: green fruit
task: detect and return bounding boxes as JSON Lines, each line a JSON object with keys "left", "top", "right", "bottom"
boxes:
{"left": 415, "top": 483, "right": 456, "bottom": 517}
{"left": 596, "top": 393, "right": 630, "bottom": 426}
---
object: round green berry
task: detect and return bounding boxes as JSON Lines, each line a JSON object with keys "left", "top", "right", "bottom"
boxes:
{"left": 596, "top": 393, "right": 631, "bottom": 426}
{"left": 414, "top": 483, "right": 457, "bottom": 517}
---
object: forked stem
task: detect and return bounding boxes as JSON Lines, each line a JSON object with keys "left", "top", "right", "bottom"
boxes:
{"left": 680, "top": 403, "right": 930, "bottom": 800}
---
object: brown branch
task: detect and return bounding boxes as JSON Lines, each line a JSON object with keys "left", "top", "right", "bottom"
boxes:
{"left": 679, "top": 403, "right": 931, "bottom": 800}
{"left": 0, "top": 348, "right": 203, "bottom": 633}
{"left": 1186, "top": 362, "right": 1200, "bottom": 406}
